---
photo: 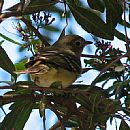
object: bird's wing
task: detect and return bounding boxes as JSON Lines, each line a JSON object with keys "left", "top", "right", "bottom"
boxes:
{"left": 23, "top": 50, "right": 81, "bottom": 74}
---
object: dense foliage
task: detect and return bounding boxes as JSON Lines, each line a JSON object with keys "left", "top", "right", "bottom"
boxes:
{"left": 0, "top": 0, "right": 130, "bottom": 130}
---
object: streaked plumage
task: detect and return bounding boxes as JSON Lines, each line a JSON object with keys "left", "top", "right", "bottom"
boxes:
{"left": 19, "top": 35, "right": 92, "bottom": 88}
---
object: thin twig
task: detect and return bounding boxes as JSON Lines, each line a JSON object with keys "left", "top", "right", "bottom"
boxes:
{"left": 43, "top": 109, "right": 46, "bottom": 130}
{"left": 0, "top": 0, "right": 4, "bottom": 14}
{"left": 49, "top": 120, "right": 61, "bottom": 130}
{"left": 63, "top": 0, "right": 68, "bottom": 27}
{"left": 91, "top": 54, "right": 127, "bottom": 86}
{"left": 123, "top": 0, "right": 129, "bottom": 42}
{"left": 81, "top": 54, "right": 126, "bottom": 59}
{"left": 116, "top": 112, "right": 130, "bottom": 121}
{"left": 21, "top": 17, "right": 50, "bottom": 46}
{"left": 123, "top": 0, "right": 130, "bottom": 60}
{"left": 1, "top": 106, "right": 7, "bottom": 116}
{"left": 49, "top": 114, "right": 70, "bottom": 130}
{"left": 59, "top": 0, "right": 68, "bottom": 38}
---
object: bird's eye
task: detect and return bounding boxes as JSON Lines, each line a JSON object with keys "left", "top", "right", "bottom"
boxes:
{"left": 75, "top": 41, "right": 81, "bottom": 46}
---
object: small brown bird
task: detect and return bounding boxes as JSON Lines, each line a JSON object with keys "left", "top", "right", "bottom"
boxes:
{"left": 19, "top": 35, "right": 92, "bottom": 88}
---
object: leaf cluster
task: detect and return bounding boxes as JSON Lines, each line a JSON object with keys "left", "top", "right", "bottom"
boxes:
{"left": 0, "top": 0, "right": 130, "bottom": 130}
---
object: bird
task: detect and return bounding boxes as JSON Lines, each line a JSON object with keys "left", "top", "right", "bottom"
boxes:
{"left": 18, "top": 35, "right": 92, "bottom": 88}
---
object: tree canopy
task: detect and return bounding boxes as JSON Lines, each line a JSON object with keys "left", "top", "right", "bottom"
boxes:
{"left": 0, "top": 0, "right": 130, "bottom": 130}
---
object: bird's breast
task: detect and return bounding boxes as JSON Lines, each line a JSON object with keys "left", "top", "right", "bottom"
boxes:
{"left": 30, "top": 67, "right": 78, "bottom": 88}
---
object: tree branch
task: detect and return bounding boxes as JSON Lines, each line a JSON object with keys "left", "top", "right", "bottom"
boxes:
{"left": 81, "top": 54, "right": 127, "bottom": 58}
{"left": 0, "top": 84, "right": 91, "bottom": 97}
{"left": 0, "top": 93, "right": 43, "bottom": 102}
{"left": 49, "top": 120, "right": 61, "bottom": 130}
{"left": 0, "top": 11, "right": 22, "bottom": 23}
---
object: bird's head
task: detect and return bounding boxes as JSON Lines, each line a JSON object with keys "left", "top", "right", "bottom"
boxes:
{"left": 54, "top": 35, "right": 92, "bottom": 57}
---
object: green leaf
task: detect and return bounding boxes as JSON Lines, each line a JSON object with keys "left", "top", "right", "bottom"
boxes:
{"left": 87, "top": 0, "right": 105, "bottom": 13}
{"left": 24, "top": 0, "right": 57, "bottom": 14}
{"left": 15, "top": 59, "right": 27, "bottom": 71}
{"left": 7, "top": 0, "right": 57, "bottom": 15}
{"left": 0, "top": 40, "right": 4, "bottom": 45}
{"left": 0, "top": 100, "right": 34, "bottom": 130}
{"left": 65, "top": 119, "right": 78, "bottom": 127}
{"left": 122, "top": 108, "right": 130, "bottom": 117}
{"left": 76, "top": 94, "right": 93, "bottom": 112}
{"left": 93, "top": 72, "right": 116, "bottom": 83}
{"left": 70, "top": 84, "right": 108, "bottom": 97}
{"left": 119, "top": 20, "right": 130, "bottom": 28}
{"left": 119, "top": 120, "right": 130, "bottom": 130}
{"left": 67, "top": 0, "right": 123, "bottom": 40}
{"left": 114, "top": 29, "right": 126, "bottom": 42}
{"left": 125, "top": 94, "right": 130, "bottom": 109}
{"left": 44, "top": 25, "right": 60, "bottom": 32}
{"left": 104, "top": 0, "right": 123, "bottom": 35}
{"left": 67, "top": 2, "right": 113, "bottom": 40}
{"left": 0, "top": 33, "right": 22, "bottom": 46}
{"left": 0, "top": 46, "right": 17, "bottom": 79}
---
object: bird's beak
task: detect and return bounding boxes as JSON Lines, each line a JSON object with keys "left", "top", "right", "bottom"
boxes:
{"left": 85, "top": 41, "right": 93, "bottom": 45}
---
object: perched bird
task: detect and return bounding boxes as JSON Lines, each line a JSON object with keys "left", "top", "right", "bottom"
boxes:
{"left": 19, "top": 35, "right": 92, "bottom": 88}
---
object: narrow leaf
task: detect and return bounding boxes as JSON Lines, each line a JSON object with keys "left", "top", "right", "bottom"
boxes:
{"left": 0, "top": 33, "right": 22, "bottom": 45}
{"left": 67, "top": 2, "right": 113, "bottom": 40}
{"left": 87, "top": 0, "right": 105, "bottom": 13}
{"left": 104, "top": 0, "right": 123, "bottom": 35}
{"left": 7, "top": 0, "right": 57, "bottom": 15}
{"left": 44, "top": 25, "right": 60, "bottom": 32}
{"left": 0, "top": 101, "right": 34, "bottom": 130}
{"left": 119, "top": 20, "right": 130, "bottom": 28}
{"left": 114, "top": 29, "right": 126, "bottom": 42}
{"left": 14, "top": 59, "right": 27, "bottom": 71}
{"left": 93, "top": 72, "right": 115, "bottom": 83}
{"left": 0, "top": 40, "right": 4, "bottom": 45}
{"left": 119, "top": 120, "right": 130, "bottom": 130}
{"left": 0, "top": 46, "right": 17, "bottom": 79}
